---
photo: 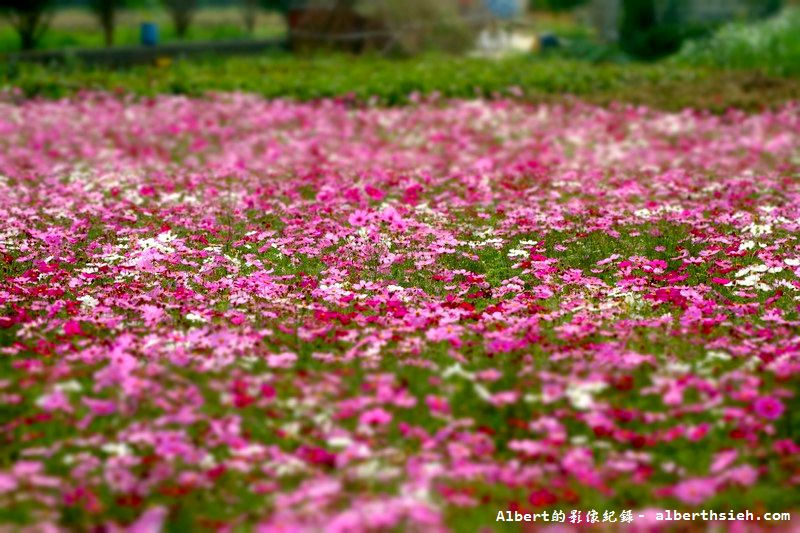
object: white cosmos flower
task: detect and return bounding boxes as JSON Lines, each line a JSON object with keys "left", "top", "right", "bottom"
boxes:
{"left": 77, "top": 295, "right": 99, "bottom": 309}
{"left": 101, "top": 443, "right": 132, "bottom": 457}
{"left": 566, "top": 382, "right": 607, "bottom": 410}
{"left": 185, "top": 312, "right": 206, "bottom": 323}
{"left": 55, "top": 380, "right": 83, "bottom": 392}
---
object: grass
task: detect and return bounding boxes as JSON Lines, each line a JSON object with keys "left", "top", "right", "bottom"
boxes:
{"left": 2, "top": 52, "right": 799, "bottom": 112}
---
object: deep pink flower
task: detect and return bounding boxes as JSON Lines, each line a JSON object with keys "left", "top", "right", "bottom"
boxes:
{"left": 64, "top": 320, "right": 82, "bottom": 336}
{"left": 753, "top": 397, "right": 785, "bottom": 420}
{"left": 364, "top": 185, "right": 385, "bottom": 201}
{"left": 425, "top": 395, "right": 450, "bottom": 415}
{"left": 359, "top": 407, "right": 392, "bottom": 426}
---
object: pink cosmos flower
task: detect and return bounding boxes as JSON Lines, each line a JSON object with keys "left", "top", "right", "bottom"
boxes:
{"left": 12, "top": 461, "right": 42, "bottom": 477}
{"left": 476, "top": 369, "right": 502, "bottom": 382}
{"left": 753, "top": 396, "right": 785, "bottom": 420}
{"left": 140, "top": 305, "right": 164, "bottom": 327}
{"left": 37, "top": 389, "right": 72, "bottom": 413}
{"left": 267, "top": 352, "right": 297, "bottom": 369}
{"left": 129, "top": 506, "right": 168, "bottom": 533}
{"left": 425, "top": 395, "right": 450, "bottom": 415}
{"left": 359, "top": 407, "right": 392, "bottom": 426}
{"left": 531, "top": 285, "right": 554, "bottom": 299}
{"left": 348, "top": 210, "right": 369, "bottom": 227}
{"left": 64, "top": 320, "right": 82, "bottom": 336}
{"left": 672, "top": 478, "right": 717, "bottom": 505}
{"left": 723, "top": 465, "right": 758, "bottom": 486}
{"left": 710, "top": 450, "right": 738, "bottom": 473}
{"left": 489, "top": 391, "right": 519, "bottom": 406}
{"left": 364, "top": 185, "right": 385, "bottom": 201}
{"left": 425, "top": 324, "right": 463, "bottom": 347}
{"left": 82, "top": 397, "right": 117, "bottom": 416}
{"left": 0, "top": 473, "right": 17, "bottom": 494}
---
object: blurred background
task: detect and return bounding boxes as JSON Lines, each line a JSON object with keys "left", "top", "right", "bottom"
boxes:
{"left": 0, "top": 0, "right": 796, "bottom": 58}
{"left": 1, "top": 0, "right": 798, "bottom": 110}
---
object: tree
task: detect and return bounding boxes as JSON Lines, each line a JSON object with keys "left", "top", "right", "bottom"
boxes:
{"left": 0, "top": 0, "right": 54, "bottom": 50}
{"left": 162, "top": 0, "right": 197, "bottom": 38}
{"left": 89, "top": 0, "right": 126, "bottom": 47}
{"left": 619, "top": 0, "right": 705, "bottom": 59}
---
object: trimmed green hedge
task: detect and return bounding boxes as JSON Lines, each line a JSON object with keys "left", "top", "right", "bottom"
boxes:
{"left": 2, "top": 53, "right": 798, "bottom": 112}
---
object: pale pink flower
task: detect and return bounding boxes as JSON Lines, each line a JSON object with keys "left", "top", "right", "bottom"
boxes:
{"left": 129, "top": 506, "right": 168, "bottom": 533}
{"left": 672, "top": 478, "right": 717, "bottom": 505}
{"left": 267, "top": 352, "right": 297, "bottom": 369}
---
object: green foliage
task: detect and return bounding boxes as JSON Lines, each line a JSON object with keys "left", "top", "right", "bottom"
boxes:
{"left": 674, "top": 7, "right": 800, "bottom": 77}
{"left": 0, "top": 0, "right": 54, "bottom": 50}
{"left": 529, "top": 0, "right": 588, "bottom": 12}
{"left": 619, "top": 0, "right": 710, "bottom": 60}
{"left": 260, "top": 0, "right": 291, "bottom": 15}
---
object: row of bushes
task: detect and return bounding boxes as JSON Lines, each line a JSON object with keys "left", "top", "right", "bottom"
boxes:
{"left": 2, "top": 53, "right": 798, "bottom": 112}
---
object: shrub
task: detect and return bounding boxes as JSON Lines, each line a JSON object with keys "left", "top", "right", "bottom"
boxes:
{"left": 674, "top": 7, "right": 800, "bottom": 77}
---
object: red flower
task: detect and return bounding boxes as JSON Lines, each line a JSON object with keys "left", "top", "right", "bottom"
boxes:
{"left": 528, "top": 488, "right": 558, "bottom": 507}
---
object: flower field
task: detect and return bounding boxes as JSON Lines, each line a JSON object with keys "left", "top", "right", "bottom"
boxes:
{"left": 1, "top": 94, "right": 799, "bottom": 530}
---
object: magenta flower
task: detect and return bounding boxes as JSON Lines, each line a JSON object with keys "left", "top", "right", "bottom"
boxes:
{"left": 359, "top": 407, "right": 392, "bottom": 426}
{"left": 753, "top": 397, "right": 785, "bottom": 420}
{"left": 64, "top": 320, "right": 82, "bottom": 336}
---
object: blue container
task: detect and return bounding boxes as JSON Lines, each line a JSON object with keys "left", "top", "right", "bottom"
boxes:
{"left": 140, "top": 22, "right": 159, "bottom": 46}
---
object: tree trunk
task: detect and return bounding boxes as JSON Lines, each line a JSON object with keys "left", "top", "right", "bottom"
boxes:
{"left": 174, "top": 14, "right": 190, "bottom": 38}
{"left": 20, "top": 30, "right": 36, "bottom": 51}
{"left": 242, "top": 0, "right": 258, "bottom": 34}
{"left": 17, "top": 12, "right": 43, "bottom": 51}
{"left": 101, "top": 12, "right": 115, "bottom": 46}
{"left": 167, "top": 0, "right": 197, "bottom": 39}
